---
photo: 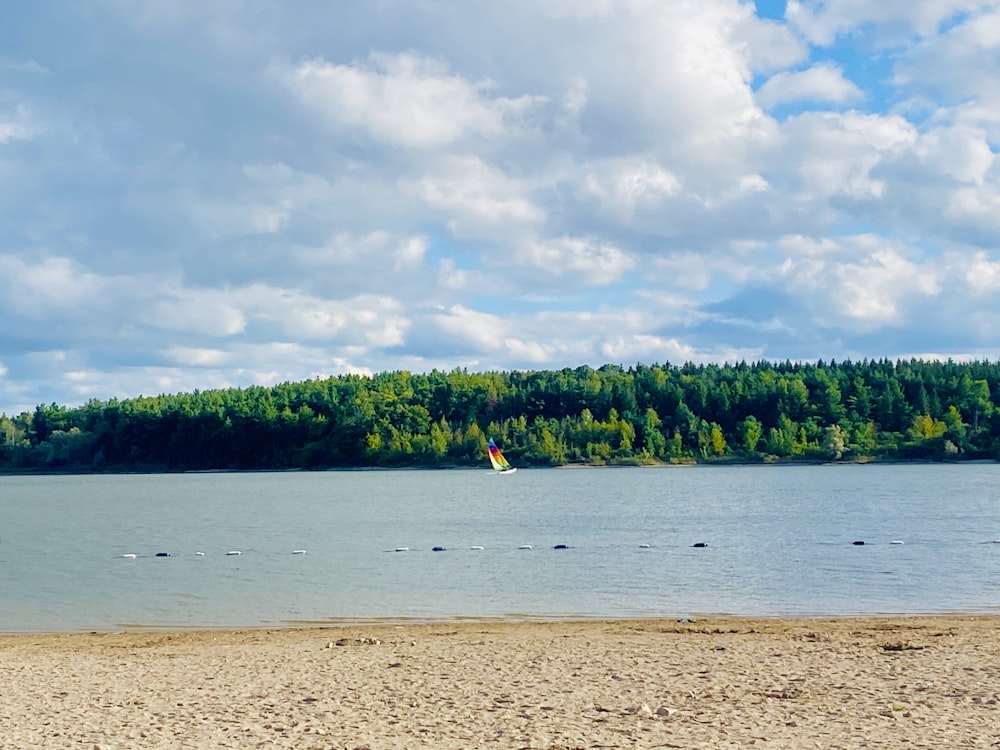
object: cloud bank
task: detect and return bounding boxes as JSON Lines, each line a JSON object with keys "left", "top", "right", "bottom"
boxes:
{"left": 1, "top": 0, "right": 1000, "bottom": 415}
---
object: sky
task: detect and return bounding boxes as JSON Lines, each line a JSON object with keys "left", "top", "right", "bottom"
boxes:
{"left": 2, "top": 0, "right": 1000, "bottom": 417}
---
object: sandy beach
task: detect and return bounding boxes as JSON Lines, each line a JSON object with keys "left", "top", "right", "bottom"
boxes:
{"left": 2, "top": 616, "right": 998, "bottom": 749}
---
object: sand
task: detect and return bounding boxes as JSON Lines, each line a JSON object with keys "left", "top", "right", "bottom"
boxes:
{"left": 1, "top": 616, "right": 998, "bottom": 749}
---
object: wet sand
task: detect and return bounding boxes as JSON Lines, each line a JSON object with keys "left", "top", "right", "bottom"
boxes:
{"left": 2, "top": 615, "right": 998, "bottom": 748}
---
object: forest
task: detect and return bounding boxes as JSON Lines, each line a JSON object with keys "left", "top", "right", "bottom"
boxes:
{"left": 1, "top": 358, "right": 999, "bottom": 473}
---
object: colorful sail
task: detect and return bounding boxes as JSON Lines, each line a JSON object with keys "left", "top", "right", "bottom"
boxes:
{"left": 487, "top": 437, "right": 516, "bottom": 473}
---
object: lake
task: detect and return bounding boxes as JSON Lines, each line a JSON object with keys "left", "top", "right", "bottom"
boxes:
{"left": 1, "top": 464, "right": 999, "bottom": 632}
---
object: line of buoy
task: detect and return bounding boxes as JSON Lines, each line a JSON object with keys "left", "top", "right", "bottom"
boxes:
{"left": 122, "top": 538, "right": 943, "bottom": 559}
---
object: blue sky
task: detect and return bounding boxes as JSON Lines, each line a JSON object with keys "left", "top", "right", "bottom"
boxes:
{"left": 2, "top": 0, "right": 1000, "bottom": 416}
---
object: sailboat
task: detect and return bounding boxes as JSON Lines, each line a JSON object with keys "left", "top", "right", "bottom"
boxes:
{"left": 487, "top": 437, "right": 517, "bottom": 475}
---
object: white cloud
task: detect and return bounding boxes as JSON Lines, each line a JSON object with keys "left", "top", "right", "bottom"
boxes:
{"left": 430, "top": 305, "right": 514, "bottom": 353}
{"left": 945, "top": 184, "right": 1000, "bottom": 226}
{"left": 407, "top": 155, "right": 546, "bottom": 235}
{"left": 166, "top": 347, "right": 231, "bottom": 367}
{"left": 786, "top": 0, "right": 997, "bottom": 46}
{"left": 148, "top": 287, "right": 248, "bottom": 337}
{"left": 393, "top": 236, "right": 429, "bottom": 270}
{"left": 282, "top": 52, "right": 547, "bottom": 148}
{"left": 515, "top": 236, "right": 635, "bottom": 284}
{"left": 0, "top": 256, "right": 105, "bottom": 316}
{"left": 957, "top": 250, "right": 1000, "bottom": 292}
{"left": 913, "top": 125, "right": 995, "bottom": 185}
{"left": 0, "top": 105, "right": 34, "bottom": 143}
{"left": 774, "top": 111, "right": 918, "bottom": 201}
{"left": 577, "top": 157, "right": 682, "bottom": 219}
{"left": 598, "top": 333, "right": 763, "bottom": 365}
{"left": 757, "top": 63, "right": 864, "bottom": 109}
{"left": 6, "top": 0, "right": 1000, "bottom": 414}
{"left": 779, "top": 236, "right": 940, "bottom": 329}
{"left": 892, "top": 8, "right": 1000, "bottom": 137}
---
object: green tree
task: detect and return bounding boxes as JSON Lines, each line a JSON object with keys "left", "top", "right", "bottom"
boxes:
{"left": 823, "top": 424, "right": 846, "bottom": 459}
{"left": 740, "top": 415, "right": 763, "bottom": 454}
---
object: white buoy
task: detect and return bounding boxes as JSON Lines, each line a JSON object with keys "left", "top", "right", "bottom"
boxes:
{"left": 639, "top": 543, "right": 651, "bottom": 548}
{"left": 518, "top": 544, "right": 532, "bottom": 550}
{"left": 470, "top": 545, "right": 484, "bottom": 550}
{"left": 122, "top": 553, "right": 137, "bottom": 559}
{"left": 226, "top": 550, "right": 241, "bottom": 556}
{"left": 195, "top": 551, "right": 206, "bottom": 556}
{"left": 395, "top": 547, "right": 409, "bottom": 552}
{"left": 291, "top": 549, "right": 306, "bottom": 554}
{"left": 891, "top": 540, "right": 904, "bottom": 545}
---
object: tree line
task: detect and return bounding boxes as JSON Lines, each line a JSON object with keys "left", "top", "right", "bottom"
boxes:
{"left": 2, "top": 358, "right": 999, "bottom": 473}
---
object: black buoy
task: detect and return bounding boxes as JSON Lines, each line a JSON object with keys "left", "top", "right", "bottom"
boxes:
{"left": 432, "top": 546, "right": 445, "bottom": 552}
{"left": 155, "top": 552, "right": 171, "bottom": 557}
{"left": 553, "top": 544, "right": 568, "bottom": 549}
{"left": 852, "top": 540, "right": 865, "bottom": 545}
{"left": 692, "top": 542, "right": 708, "bottom": 548}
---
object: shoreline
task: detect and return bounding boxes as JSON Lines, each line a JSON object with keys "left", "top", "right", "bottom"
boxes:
{"left": 5, "top": 608, "right": 1000, "bottom": 637}
{"left": 2, "top": 456, "right": 997, "bottom": 477}
{"left": 3, "top": 614, "right": 997, "bottom": 748}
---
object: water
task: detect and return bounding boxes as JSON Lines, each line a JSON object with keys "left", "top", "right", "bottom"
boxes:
{"left": 1, "top": 464, "right": 999, "bottom": 632}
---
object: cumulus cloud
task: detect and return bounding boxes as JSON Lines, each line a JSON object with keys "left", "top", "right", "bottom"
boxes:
{"left": 406, "top": 155, "right": 547, "bottom": 235}
{"left": 514, "top": 236, "right": 635, "bottom": 285}
{"left": 756, "top": 63, "right": 864, "bottom": 109}
{"left": 281, "top": 52, "right": 547, "bottom": 148}
{"left": 0, "top": 256, "right": 105, "bottom": 317}
{"left": 777, "top": 235, "right": 941, "bottom": 330}
{"left": 577, "top": 157, "right": 683, "bottom": 219}
{"left": 4, "top": 0, "right": 1000, "bottom": 414}
{"left": 786, "top": 0, "right": 996, "bottom": 46}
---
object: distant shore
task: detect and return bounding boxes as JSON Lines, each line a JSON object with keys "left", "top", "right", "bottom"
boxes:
{"left": 1, "top": 455, "right": 996, "bottom": 477}
{"left": 3, "top": 615, "right": 998, "bottom": 748}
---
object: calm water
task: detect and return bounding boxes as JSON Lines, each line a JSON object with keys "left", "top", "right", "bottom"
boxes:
{"left": 1, "top": 464, "right": 999, "bottom": 632}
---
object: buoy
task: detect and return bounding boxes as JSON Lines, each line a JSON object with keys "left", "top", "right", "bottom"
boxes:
{"left": 852, "top": 541, "right": 865, "bottom": 546}
{"left": 891, "top": 540, "right": 904, "bottom": 545}
{"left": 553, "top": 544, "right": 568, "bottom": 550}
{"left": 638, "top": 543, "right": 651, "bottom": 548}
{"left": 470, "top": 545, "right": 484, "bottom": 550}
{"left": 692, "top": 542, "right": 708, "bottom": 548}
{"left": 155, "top": 552, "right": 171, "bottom": 557}
{"left": 518, "top": 544, "right": 532, "bottom": 550}
{"left": 394, "top": 547, "right": 409, "bottom": 552}
{"left": 432, "top": 546, "right": 445, "bottom": 552}
{"left": 291, "top": 549, "right": 306, "bottom": 554}
{"left": 226, "top": 550, "right": 241, "bottom": 555}
{"left": 122, "top": 553, "right": 137, "bottom": 559}
{"left": 195, "top": 551, "right": 205, "bottom": 556}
